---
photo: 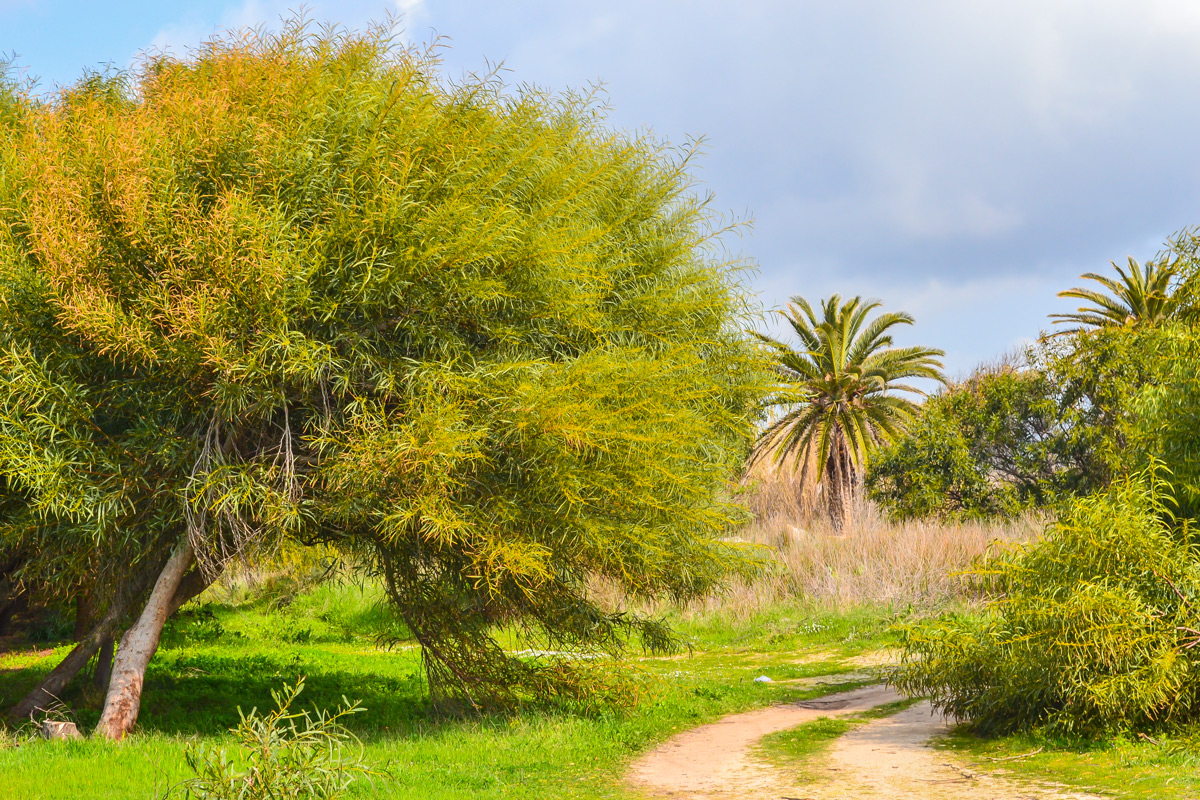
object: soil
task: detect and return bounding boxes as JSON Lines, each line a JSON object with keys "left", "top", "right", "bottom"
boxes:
{"left": 627, "top": 685, "right": 1106, "bottom": 800}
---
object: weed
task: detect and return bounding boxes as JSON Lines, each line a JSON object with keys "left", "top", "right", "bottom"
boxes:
{"left": 172, "top": 679, "right": 378, "bottom": 799}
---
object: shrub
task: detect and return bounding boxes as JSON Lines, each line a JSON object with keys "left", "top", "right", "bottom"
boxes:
{"left": 175, "top": 679, "right": 377, "bottom": 800}
{"left": 891, "top": 469, "right": 1200, "bottom": 735}
{"left": 868, "top": 331, "right": 1149, "bottom": 521}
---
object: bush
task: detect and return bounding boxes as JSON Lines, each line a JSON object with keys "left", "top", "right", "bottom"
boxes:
{"left": 865, "top": 403, "right": 1024, "bottom": 520}
{"left": 868, "top": 332, "right": 1150, "bottom": 521}
{"left": 891, "top": 470, "right": 1200, "bottom": 735}
{"left": 175, "top": 679, "right": 378, "bottom": 800}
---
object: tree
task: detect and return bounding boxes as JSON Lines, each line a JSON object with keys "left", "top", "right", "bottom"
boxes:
{"left": 1051, "top": 257, "right": 1176, "bottom": 334}
{"left": 865, "top": 397, "right": 1025, "bottom": 521}
{"left": 751, "top": 295, "right": 944, "bottom": 527}
{"left": 0, "top": 21, "right": 766, "bottom": 735}
{"left": 867, "top": 333, "right": 1150, "bottom": 521}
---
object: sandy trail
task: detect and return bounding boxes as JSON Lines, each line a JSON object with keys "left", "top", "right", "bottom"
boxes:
{"left": 627, "top": 685, "right": 1106, "bottom": 800}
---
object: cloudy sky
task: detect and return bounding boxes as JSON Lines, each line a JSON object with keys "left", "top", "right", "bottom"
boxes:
{"left": 5, "top": 0, "right": 1199, "bottom": 376}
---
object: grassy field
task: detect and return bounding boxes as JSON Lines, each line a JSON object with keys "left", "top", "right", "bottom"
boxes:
{"left": 6, "top": 502, "right": 1189, "bottom": 800}
{"left": 0, "top": 577, "right": 901, "bottom": 799}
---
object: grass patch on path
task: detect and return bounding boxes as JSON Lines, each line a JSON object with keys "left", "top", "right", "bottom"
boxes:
{"left": 756, "top": 697, "right": 920, "bottom": 783}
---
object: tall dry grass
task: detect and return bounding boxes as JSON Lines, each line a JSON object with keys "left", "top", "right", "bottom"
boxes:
{"left": 722, "top": 497, "right": 1040, "bottom": 613}
{"left": 675, "top": 460, "right": 1044, "bottom": 620}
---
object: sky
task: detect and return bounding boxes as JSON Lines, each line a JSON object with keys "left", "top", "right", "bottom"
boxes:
{"left": 4, "top": 0, "right": 1200, "bottom": 377}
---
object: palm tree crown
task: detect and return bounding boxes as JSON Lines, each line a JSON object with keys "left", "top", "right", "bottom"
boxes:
{"left": 1051, "top": 257, "right": 1176, "bottom": 334}
{"left": 752, "top": 294, "right": 945, "bottom": 525}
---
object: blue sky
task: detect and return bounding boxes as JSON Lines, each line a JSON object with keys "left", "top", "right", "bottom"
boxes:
{"left": 5, "top": 0, "right": 1200, "bottom": 376}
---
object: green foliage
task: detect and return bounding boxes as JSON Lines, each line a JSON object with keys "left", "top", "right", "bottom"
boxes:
{"left": 752, "top": 294, "right": 944, "bottom": 524}
{"left": 176, "top": 679, "right": 376, "bottom": 799}
{"left": 1126, "top": 326, "right": 1200, "bottom": 517}
{"left": 0, "top": 19, "right": 767, "bottom": 706}
{"left": 866, "top": 371, "right": 1040, "bottom": 520}
{"left": 892, "top": 470, "right": 1200, "bottom": 735}
{"left": 869, "top": 329, "right": 1149, "bottom": 521}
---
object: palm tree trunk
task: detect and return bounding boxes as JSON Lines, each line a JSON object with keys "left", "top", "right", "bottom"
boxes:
{"left": 826, "top": 437, "right": 848, "bottom": 531}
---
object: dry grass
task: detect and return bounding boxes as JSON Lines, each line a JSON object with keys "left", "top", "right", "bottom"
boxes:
{"left": 721, "top": 497, "right": 1040, "bottom": 614}
{"left": 659, "top": 453, "right": 1041, "bottom": 620}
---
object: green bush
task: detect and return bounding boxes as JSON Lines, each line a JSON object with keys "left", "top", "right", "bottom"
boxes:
{"left": 868, "top": 330, "right": 1148, "bottom": 521}
{"left": 176, "top": 679, "right": 378, "bottom": 799}
{"left": 891, "top": 470, "right": 1200, "bottom": 735}
{"left": 865, "top": 401, "right": 1024, "bottom": 520}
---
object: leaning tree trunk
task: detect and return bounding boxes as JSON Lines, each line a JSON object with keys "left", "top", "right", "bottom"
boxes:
{"left": 9, "top": 550, "right": 213, "bottom": 722}
{"left": 8, "top": 600, "right": 127, "bottom": 721}
{"left": 95, "top": 541, "right": 194, "bottom": 740}
{"left": 92, "top": 635, "right": 115, "bottom": 691}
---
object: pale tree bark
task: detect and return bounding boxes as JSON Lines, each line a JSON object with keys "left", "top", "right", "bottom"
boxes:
{"left": 95, "top": 541, "right": 194, "bottom": 740}
{"left": 92, "top": 567, "right": 211, "bottom": 693}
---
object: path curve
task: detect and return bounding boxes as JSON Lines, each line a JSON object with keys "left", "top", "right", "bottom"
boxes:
{"left": 627, "top": 685, "right": 1105, "bottom": 800}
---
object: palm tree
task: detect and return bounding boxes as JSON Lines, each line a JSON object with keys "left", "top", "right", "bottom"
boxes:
{"left": 1050, "top": 257, "right": 1176, "bottom": 334}
{"left": 752, "top": 295, "right": 945, "bottom": 528}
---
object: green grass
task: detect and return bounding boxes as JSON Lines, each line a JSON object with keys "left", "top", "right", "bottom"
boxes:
{"left": 16, "top": 581, "right": 1200, "bottom": 799}
{"left": 0, "top": 583, "right": 903, "bottom": 799}
{"left": 939, "top": 728, "right": 1200, "bottom": 800}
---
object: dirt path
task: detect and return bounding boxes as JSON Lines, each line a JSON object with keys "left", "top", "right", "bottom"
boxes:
{"left": 627, "top": 685, "right": 1106, "bottom": 800}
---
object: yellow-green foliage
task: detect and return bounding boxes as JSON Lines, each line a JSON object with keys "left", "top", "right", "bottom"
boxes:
{"left": 892, "top": 470, "right": 1200, "bottom": 734}
{"left": 0, "top": 20, "right": 766, "bottom": 706}
{"left": 179, "top": 680, "right": 375, "bottom": 800}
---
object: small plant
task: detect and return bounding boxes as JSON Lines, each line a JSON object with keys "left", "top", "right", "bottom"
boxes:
{"left": 174, "top": 679, "right": 377, "bottom": 799}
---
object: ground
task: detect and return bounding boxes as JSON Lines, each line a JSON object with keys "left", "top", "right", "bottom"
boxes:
{"left": 0, "top": 581, "right": 1193, "bottom": 798}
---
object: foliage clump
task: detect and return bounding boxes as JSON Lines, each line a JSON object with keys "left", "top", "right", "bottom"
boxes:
{"left": 892, "top": 470, "right": 1200, "bottom": 735}
{"left": 176, "top": 679, "right": 376, "bottom": 800}
{"left": 868, "top": 329, "right": 1148, "bottom": 521}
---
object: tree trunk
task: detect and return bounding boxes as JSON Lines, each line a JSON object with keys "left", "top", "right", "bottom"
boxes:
{"left": 74, "top": 591, "right": 95, "bottom": 642}
{"left": 92, "top": 636, "right": 114, "bottom": 691}
{"left": 8, "top": 548, "right": 212, "bottom": 724}
{"left": 8, "top": 601, "right": 126, "bottom": 721}
{"left": 826, "top": 442, "right": 847, "bottom": 531}
{"left": 167, "top": 567, "right": 215, "bottom": 617}
{"left": 95, "top": 541, "right": 194, "bottom": 740}
{"left": 0, "top": 590, "right": 26, "bottom": 636}
{"left": 0, "top": 556, "right": 27, "bottom": 636}
{"left": 825, "top": 431, "right": 862, "bottom": 531}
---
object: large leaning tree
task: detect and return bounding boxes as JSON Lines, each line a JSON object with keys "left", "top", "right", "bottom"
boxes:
{"left": 751, "top": 295, "right": 945, "bottom": 528}
{"left": 0, "top": 22, "right": 767, "bottom": 737}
